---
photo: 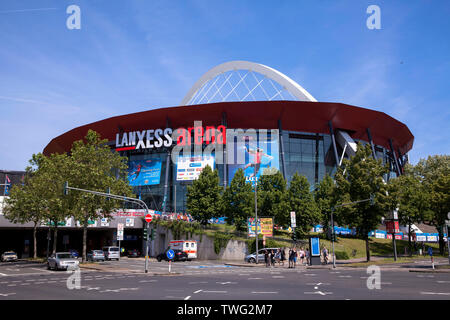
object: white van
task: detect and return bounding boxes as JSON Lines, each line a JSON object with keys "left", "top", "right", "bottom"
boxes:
{"left": 102, "top": 246, "right": 120, "bottom": 260}
{"left": 169, "top": 240, "right": 197, "bottom": 260}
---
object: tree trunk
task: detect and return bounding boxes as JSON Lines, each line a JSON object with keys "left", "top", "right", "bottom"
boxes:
{"left": 52, "top": 226, "right": 58, "bottom": 254}
{"left": 82, "top": 222, "right": 88, "bottom": 263}
{"left": 33, "top": 223, "right": 37, "bottom": 259}
{"left": 365, "top": 238, "right": 371, "bottom": 262}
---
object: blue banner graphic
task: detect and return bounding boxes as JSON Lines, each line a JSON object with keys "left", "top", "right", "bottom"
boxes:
{"left": 128, "top": 159, "right": 162, "bottom": 186}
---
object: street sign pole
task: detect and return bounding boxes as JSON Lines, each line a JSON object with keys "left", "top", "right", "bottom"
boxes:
{"left": 254, "top": 164, "right": 258, "bottom": 264}
{"left": 144, "top": 221, "right": 149, "bottom": 273}
{"left": 331, "top": 208, "right": 336, "bottom": 269}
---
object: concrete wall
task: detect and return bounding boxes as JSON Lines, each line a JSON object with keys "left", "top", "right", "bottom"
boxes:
{"left": 151, "top": 224, "right": 249, "bottom": 261}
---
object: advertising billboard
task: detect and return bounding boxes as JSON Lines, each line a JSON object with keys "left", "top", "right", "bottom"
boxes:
{"left": 176, "top": 155, "right": 215, "bottom": 181}
{"left": 227, "top": 129, "right": 280, "bottom": 185}
{"left": 247, "top": 217, "right": 273, "bottom": 238}
{"left": 128, "top": 159, "right": 162, "bottom": 186}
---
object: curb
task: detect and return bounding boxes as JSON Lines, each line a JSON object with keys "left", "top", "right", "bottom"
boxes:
{"left": 409, "top": 269, "right": 450, "bottom": 273}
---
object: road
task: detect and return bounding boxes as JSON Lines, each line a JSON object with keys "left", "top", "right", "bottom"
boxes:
{"left": 1, "top": 259, "right": 449, "bottom": 300}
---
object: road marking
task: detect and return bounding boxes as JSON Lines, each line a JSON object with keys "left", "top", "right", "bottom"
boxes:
{"left": 272, "top": 276, "right": 285, "bottom": 278}
{"left": 139, "top": 280, "right": 157, "bottom": 283}
{"left": 304, "top": 274, "right": 317, "bottom": 276}
{"left": 7, "top": 284, "right": 16, "bottom": 287}
{"left": 251, "top": 291, "right": 278, "bottom": 294}
{"left": 31, "top": 268, "right": 53, "bottom": 273}
{"left": 184, "top": 296, "right": 191, "bottom": 300}
{"left": 0, "top": 273, "right": 8, "bottom": 277}
{"left": 189, "top": 281, "right": 208, "bottom": 284}
{"left": 0, "top": 293, "right": 16, "bottom": 297}
{"left": 339, "top": 275, "right": 352, "bottom": 278}
{"left": 20, "top": 283, "right": 30, "bottom": 286}
{"left": 304, "top": 291, "right": 333, "bottom": 296}
{"left": 437, "top": 281, "right": 450, "bottom": 284}
{"left": 203, "top": 291, "right": 227, "bottom": 293}
{"left": 216, "top": 281, "right": 237, "bottom": 285}
{"left": 248, "top": 278, "right": 262, "bottom": 280}
{"left": 193, "top": 289, "right": 202, "bottom": 294}
{"left": 421, "top": 292, "right": 450, "bottom": 296}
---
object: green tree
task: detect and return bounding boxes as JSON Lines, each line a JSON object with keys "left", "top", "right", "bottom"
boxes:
{"left": 186, "top": 165, "right": 223, "bottom": 225}
{"left": 314, "top": 174, "right": 336, "bottom": 237}
{"left": 386, "top": 164, "right": 431, "bottom": 255}
{"left": 222, "top": 169, "right": 254, "bottom": 231}
{"left": 415, "top": 155, "right": 450, "bottom": 255}
{"left": 288, "top": 173, "right": 320, "bottom": 236}
{"left": 257, "top": 169, "right": 289, "bottom": 226}
{"left": 334, "top": 143, "right": 389, "bottom": 262}
{"left": 3, "top": 174, "right": 45, "bottom": 258}
{"left": 67, "top": 130, "right": 134, "bottom": 262}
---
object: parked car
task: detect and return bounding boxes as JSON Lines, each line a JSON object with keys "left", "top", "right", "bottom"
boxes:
{"left": 127, "top": 249, "right": 141, "bottom": 258}
{"left": 87, "top": 250, "right": 105, "bottom": 262}
{"left": 47, "top": 252, "right": 79, "bottom": 271}
{"left": 102, "top": 246, "right": 120, "bottom": 260}
{"left": 1, "top": 251, "right": 18, "bottom": 262}
{"left": 69, "top": 249, "right": 79, "bottom": 258}
{"left": 245, "top": 248, "right": 280, "bottom": 263}
{"left": 156, "top": 249, "right": 188, "bottom": 262}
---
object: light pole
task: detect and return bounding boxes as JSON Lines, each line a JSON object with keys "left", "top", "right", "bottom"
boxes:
{"left": 254, "top": 164, "right": 259, "bottom": 264}
{"left": 63, "top": 182, "right": 151, "bottom": 273}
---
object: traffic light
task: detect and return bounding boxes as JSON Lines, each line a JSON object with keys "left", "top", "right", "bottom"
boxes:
{"left": 63, "top": 181, "right": 69, "bottom": 196}
{"left": 106, "top": 187, "right": 111, "bottom": 201}
{"left": 291, "top": 233, "right": 297, "bottom": 242}
{"left": 150, "top": 229, "right": 155, "bottom": 240}
{"left": 143, "top": 228, "right": 148, "bottom": 239}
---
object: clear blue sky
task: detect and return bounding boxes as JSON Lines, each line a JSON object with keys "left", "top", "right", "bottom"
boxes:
{"left": 0, "top": 0, "right": 449, "bottom": 170}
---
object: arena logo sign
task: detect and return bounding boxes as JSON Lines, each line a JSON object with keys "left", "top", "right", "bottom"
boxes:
{"left": 115, "top": 125, "right": 226, "bottom": 151}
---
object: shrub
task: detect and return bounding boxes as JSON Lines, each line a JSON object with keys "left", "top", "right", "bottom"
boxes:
{"left": 335, "top": 251, "right": 350, "bottom": 260}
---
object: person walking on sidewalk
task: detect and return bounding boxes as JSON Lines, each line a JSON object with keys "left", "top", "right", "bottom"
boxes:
{"left": 322, "top": 247, "right": 329, "bottom": 265}
{"left": 288, "top": 248, "right": 293, "bottom": 268}
{"left": 305, "top": 248, "right": 310, "bottom": 266}
{"left": 264, "top": 250, "right": 269, "bottom": 268}
{"left": 280, "top": 248, "right": 286, "bottom": 266}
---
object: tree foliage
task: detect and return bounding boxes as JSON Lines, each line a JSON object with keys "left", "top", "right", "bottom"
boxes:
{"left": 186, "top": 165, "right": 223, "bottom": 225}
{"left": 257, "top": 169, "right": 289, "bottom": 225}
{"left": 288, "top": 172, "right": 320, "bottom": 236}
{"left": 222, "top": 169, "right": 254, "bottom": 231}
{"left": 334, "top": 143, "right": 389, "bottom": 261}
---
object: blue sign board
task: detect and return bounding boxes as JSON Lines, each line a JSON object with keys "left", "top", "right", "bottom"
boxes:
{"left": 166, "top": 249, "right": 175, "bottom": 260}
{"left": 128, "top": 159, "right": 162, "bottom": 186}
{"left": 310, "top": 237, "right": 320, "bottom": 256}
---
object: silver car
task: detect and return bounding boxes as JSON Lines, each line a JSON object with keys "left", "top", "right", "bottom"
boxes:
{"left": 1, "top": 251, "right": 18, "bottom": 262}
{"left": 87, "top": 250, "right": 105, "bottom": 262}
{"left": 47, "top": 252, "right": 80, "bottom": 271}
{"left": 245, "top": 248, "right": 279, "bottom": 263}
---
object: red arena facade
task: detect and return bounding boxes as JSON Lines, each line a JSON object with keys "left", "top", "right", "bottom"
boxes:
{"left": 44, "top": 100, "right": 413, "bottom": 214}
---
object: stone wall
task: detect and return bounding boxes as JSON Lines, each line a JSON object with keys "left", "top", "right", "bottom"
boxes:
{"left": 150, "top": 224, "right": 249, "bottom": 261}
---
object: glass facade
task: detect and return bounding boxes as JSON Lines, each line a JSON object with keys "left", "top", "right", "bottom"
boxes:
{"left": 119, "top": 129, "right": 400, "bottom": 213}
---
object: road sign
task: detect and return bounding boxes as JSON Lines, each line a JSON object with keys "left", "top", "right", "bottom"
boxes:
{"left": 167, "top": 249, "right": 175, "bottom": 260}
{"left": 117, "top": 223, "right": 124, "bottom": 231}
{"left": 145, "top": 214, "right": 152, "bottom": 223}
{"left": 117, "top": 230, "right": 124, "bottom": 241}
{"left": 290, "top": 211, "right": 296, "bottom": 228}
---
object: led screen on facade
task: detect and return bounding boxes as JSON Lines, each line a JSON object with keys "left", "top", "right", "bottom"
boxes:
{"left": 127, "top": 159, "right": 162, "bottom": 186}
{"left": 227, "top": 129, "right": 280, "bottom": 185}
{"left": 176, "top": 155, "right": 215, "bottom": 181}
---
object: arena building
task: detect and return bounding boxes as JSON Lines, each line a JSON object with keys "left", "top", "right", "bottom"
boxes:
{"left": 1, "top": 61, "right": 414, "bottom": 257}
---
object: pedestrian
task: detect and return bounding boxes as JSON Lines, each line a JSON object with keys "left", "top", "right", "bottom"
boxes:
{"left": 299, "top": 247, "right": 305, "bottom": 265}
{"left": 280, "top": 248, "right": 286, "bottom": 266}
{"left": 322, "top": 247, "right": 329, "bottom": 265}
{"left": 270, "top": 250, "right": 275, "bottom": 267}
{"left": 305, "top": 248, "right": 310, "bottom": 265}
{"left": 275, "top": 249, "right": 281, "bottom": 266}
{"left": 288, "top": 248, "right": 293, "bottom": 268}
{"left": 292, "top": 248, "right": 297, "bottom": 268}
{"left": 264, "top": 250, "right": 269, "bottom": 268}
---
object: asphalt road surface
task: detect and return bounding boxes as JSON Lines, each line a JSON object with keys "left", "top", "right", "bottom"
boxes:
{"left": 1, "top": 259, "right": 449, "bottom": 300}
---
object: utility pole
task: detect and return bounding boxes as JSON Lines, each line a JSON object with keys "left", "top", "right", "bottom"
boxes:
{"left": 254, "top": 164, "right": 259, "bottom": 264}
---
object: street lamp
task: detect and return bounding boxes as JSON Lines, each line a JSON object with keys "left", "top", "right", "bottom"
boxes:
{"left": 254, "top": 164, "right": 259, "bottom": 264}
